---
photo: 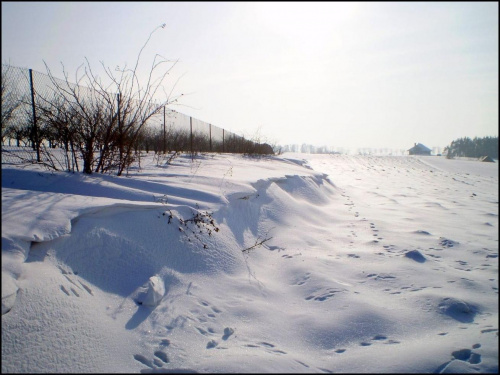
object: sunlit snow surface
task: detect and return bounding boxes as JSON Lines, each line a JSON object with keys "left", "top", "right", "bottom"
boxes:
{"left": 2, "top": 152, "right": 498, "bottom": 373}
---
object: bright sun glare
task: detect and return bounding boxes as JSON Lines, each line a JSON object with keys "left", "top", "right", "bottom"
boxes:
{"left": 253, "top": 2, "right": 360, "bottom": 57}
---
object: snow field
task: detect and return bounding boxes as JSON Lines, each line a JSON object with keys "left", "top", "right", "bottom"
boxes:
{"left": 2, "top": 152, "right": 498, "bottom": 373}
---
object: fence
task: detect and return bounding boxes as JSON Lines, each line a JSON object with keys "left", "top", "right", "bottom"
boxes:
{"left": 1, "top": 64, "right": 273, "bottom": 169}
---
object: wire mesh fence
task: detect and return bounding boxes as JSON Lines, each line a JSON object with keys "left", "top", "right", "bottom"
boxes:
{"left": 1, "top": 64, "right": 273, "bottom": 171}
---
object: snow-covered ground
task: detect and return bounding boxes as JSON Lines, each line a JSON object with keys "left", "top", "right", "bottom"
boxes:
{"left": 2, "top": 151, "right": 498, "bottom": 373}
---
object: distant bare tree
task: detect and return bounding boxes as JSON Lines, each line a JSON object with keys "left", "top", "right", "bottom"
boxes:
{"left": 99, "top": 23, "right": 182, "bottom": 175}
{"left": 38, "top": 23, "right": 182, "bottom": 175}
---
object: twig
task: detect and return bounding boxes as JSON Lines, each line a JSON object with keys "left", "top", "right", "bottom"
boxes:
{"left": 242, "top": 236, "right": 273, "bottom": 253}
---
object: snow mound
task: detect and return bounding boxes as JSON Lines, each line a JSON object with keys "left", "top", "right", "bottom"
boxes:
{"left": 135, "top": 275, "right": 165, "bottom": 307}
{"left": 438, "top": 297, "right": 478, "bottom": 323}
{"left": 404, "top": 249, "right": 426, "bottom": 263}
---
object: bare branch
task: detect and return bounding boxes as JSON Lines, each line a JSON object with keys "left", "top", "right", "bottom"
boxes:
{"left": 242, "top": 236, "right": 273, "bottom": 253}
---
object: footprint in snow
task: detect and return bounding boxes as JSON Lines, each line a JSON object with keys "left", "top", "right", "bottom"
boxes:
{"left": 434, "top": 344, "right": 482, "bottom": 372}
{"left": 206, "top": 340, "right": 218, "bottom": 349}
{"left": 222, "top": 327, "right": 234, "bottom": 340}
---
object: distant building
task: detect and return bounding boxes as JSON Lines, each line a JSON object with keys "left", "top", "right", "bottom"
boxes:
{"left": 479, "top": 156, "right": 495, "bottom": 162}
{"left": 408, "top": 143, "right": 432, "bottom": 156}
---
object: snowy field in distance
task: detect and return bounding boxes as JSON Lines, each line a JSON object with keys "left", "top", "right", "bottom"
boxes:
{"left": 2, "top": 150, "right": 498, "bottom": 373}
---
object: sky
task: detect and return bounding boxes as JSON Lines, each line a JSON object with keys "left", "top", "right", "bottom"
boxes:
{"left": 2, "top": 149, "right": 498, "bottom": 372}
{"left": 2, "top": 1, "right": 498, "bottom": 152}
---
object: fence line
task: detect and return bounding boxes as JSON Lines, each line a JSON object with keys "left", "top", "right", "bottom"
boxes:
{"left": 1, "top": 64, "right": 273, "bottom": 167}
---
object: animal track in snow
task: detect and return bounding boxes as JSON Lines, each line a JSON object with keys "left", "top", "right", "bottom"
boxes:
{"left": 295, "top": 359, "right": 310, "bottom": 368}
{"left": 159, "top": 339, "right": 170, "bottom": 347}
{"left": 305, "top": 287, "right": 344, "bottom": 301}
{"left": 427, "top": 254, "right": 441, "bottom": 259}
{"left": 154, "top": 350, "right": 169, "bottom": 364}
{"left": 358, "top": 334, "right": 400, "bottom": 347}
{"left": 190, "top": 298, "right": 235, "bottom": 351}
{"left": 59, "top": 270, "right": 94, "bottom": 298}
{"left": 134, "top": 349, "right": 170, "bottom": 370}
{"left": 243, "top": 341, "right": 287, "bottom": 355}
{"left": 414, "top": 230, "right": 432, "bottom": 235}
{"left": 63, "top": 274, "right": 81, "bottom": 288}
{"left": 384, "top": 339, "right": 401, "bottom": 344}
{"left": 59, "top": 284, "right": 83, "bottom": 297}
{"left": 222, "top": 327, "right": 234, "bottom": 340}
{"left": 133, "top": 331, "right": 175, "bottom": 370}
{"left": 439, "top": 237, "right": 459, "bottom": 248}
{"left": 259, "top": 342, "right": 287, "bottom": 354}
{"left": 366, "top": 273, "right": 396, "bottom": 281}
{"left": 133, "top": 354, "right": 154, "bottom": 369}
{"left": 480, "top": 328, "right": 497, "bottom": 334}
{"left": 211, "top": 306, "right": 222, "bottom": 314}
{"left": 206, "top": 339, "right": 218, "bottom": 349}
{"left": 196, "top": 327, "right": 210, "bottom": 336}
{"left": 292, "top": 273, "right": 310, "bottom": 286}
{"left": 78, "top": 281, "right": 93, "bottom": 295}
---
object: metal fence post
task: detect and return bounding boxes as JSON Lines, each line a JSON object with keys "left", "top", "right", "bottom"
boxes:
{"left": 190, "top": 116, "right": 193, "bottom": 159}
{"left": 117, "top": 92, "right": 122, "bottom": 162}
{"left": 163, "top": 106, "right": 166, "bottom": 154}
{"left": 28, "top": 69, "right": 41, "bottom": 162}
{"left": 209, "top": 123, "right": 212, "bottom": 152}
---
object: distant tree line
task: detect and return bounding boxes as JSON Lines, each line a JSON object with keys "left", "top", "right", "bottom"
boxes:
{"left": 279, "top": 144, "right": 344, "bottom": 154}
{"left": 443, "top": 136, "right": 498, "bottom": 159}
{"left": 278, "top": 143, "right": 413, "bottom": 156}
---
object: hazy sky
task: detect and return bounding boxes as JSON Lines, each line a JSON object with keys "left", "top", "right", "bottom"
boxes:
{"left": 2, "top": 2, "right": 498, "bottom": 151}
